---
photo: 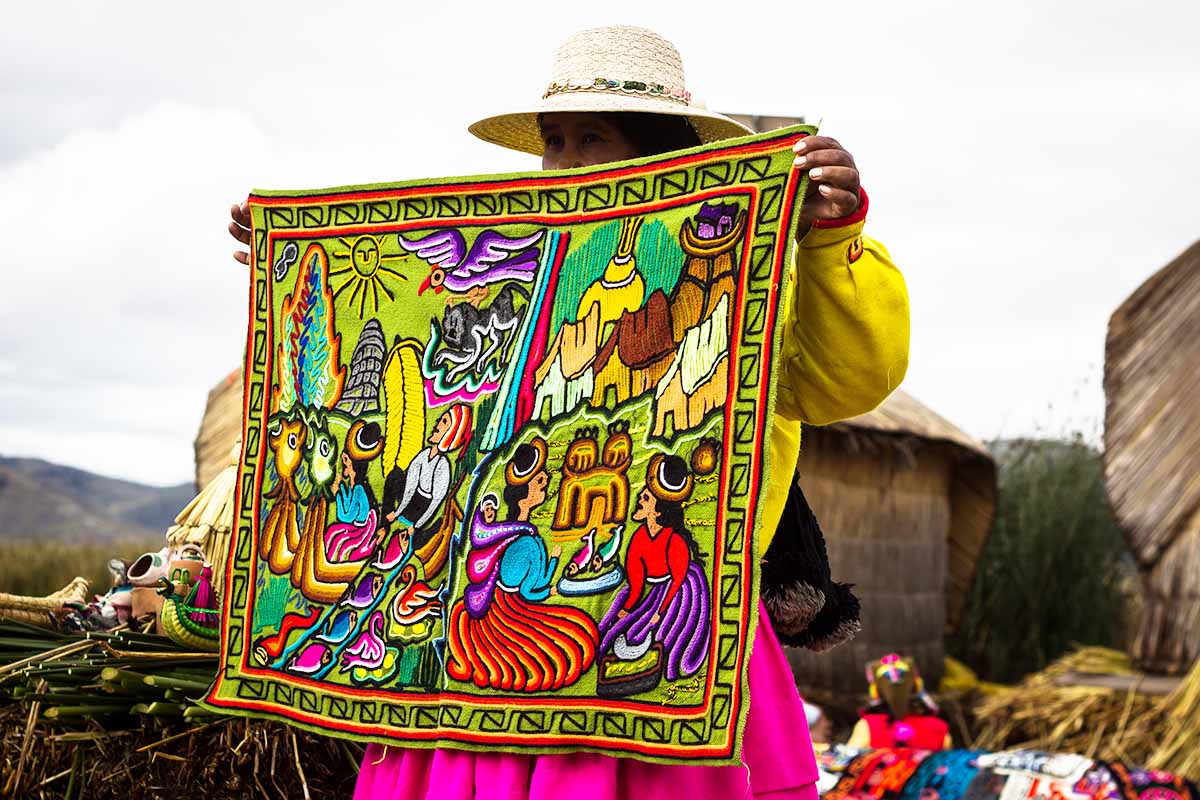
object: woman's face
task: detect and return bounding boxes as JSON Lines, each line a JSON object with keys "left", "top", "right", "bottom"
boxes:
{"left": 632, "top": 486, "right": 658, "bottom": 524}
{"left": 525, "top": 469, "right": 550, "bottom": 508}
{"left": 541, "top": 112, "right": 640, "bottom": 171}
{"left": 341, "top": 452, "right": 354, "bottom": 481}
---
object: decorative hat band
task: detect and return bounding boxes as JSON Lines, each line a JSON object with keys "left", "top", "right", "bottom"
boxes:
{"left": 505, "top": 437, "right": 549, "bottom": 487}
{"left": 543, "top": 78, "right": 692, "bottom": 106}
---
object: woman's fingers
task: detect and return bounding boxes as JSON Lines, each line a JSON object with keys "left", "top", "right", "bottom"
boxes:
{"left": 230, "top": 201, "right": 250, "bottom": 226}
{"left": 793, "top": 135, "right": 849, "bottom": 156}
{"left": 813, "top": 184, "right": 861, "bottom": 217}
{"left": 793, "top": 146, "right": 855, "bottom": 171}
{"left": 807, "top": 165, "right": 859, "bottom": 194}
{"left": 792, "top": 137, "right": 864, "bottom": 232}
{"left": 228, "top": 219, "right": 251, "bottom": 245}
{"left": 229, "top": 200, "right": 252, "bottom": 264}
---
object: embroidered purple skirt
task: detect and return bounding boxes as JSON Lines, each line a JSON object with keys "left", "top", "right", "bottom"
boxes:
{"left": 597, "top": 562, "right": 711, "bottom": 682}
{"left": 354, "top": 601, "right": 819, "bottom": 800}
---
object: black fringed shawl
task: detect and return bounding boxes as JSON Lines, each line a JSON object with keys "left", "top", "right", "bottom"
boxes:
{"left": 760, "top": 479, "right": 861, "bottom": 650}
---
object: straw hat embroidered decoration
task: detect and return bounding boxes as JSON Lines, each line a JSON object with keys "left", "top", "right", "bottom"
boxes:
{"left": 646, "top": 453, "right": 694, "bottom": 504}
{"left": 505, "top": 437, "right": 549, "bottom": 486}
{"left": 344, "top": 420, "right": 383, "bottom": 462}
{"left": 469, "top": 25, "right": 754, "bottom": 156}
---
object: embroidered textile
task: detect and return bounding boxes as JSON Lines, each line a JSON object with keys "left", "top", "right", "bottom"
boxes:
{"left": 204, "top": 126, "right": 814, "bottom": 763}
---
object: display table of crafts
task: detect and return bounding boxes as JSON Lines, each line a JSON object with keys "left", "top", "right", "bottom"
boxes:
{"left": 817, "top": 747, "right": 1199, "bottom": 800}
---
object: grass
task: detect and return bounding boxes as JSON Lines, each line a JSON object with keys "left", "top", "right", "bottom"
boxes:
{"left": 948, "top": 434, "right": 1134, "bottom": 684}
{"left": 0, "top": 537, "right": 163, "bottom": 598}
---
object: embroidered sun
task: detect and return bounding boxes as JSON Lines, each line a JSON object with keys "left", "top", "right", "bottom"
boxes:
{"left": 330, "top": 235, "right": 410, "bottom": 317}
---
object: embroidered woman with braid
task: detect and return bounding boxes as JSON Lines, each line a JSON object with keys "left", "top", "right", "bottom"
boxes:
{"left": 446, "top": 437, "right": 599, "bottom": 692}
{"left": 230, "top": 22, "right": 909, "bottom": 800}
{"left": 599, "top": 453, "right": 711, "bottom": 681}
{"left": 323, "top": 421, "right": 382, "bottom": 563}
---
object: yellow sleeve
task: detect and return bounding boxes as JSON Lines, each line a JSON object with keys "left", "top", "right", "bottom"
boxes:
{"left": 776, "top": 222, "right": 910, "bottom": 426}
{"left": 847, "top": 718, "right": 873, "bottom": 748}
{"left": 756, "top": 215, "right": 910, "bottom": 557}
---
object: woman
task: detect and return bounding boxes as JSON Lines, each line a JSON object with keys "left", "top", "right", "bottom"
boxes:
{"left": 599, "top": 453, "right": 711, "bottom": 682}
{"left": 446, "top": 437, "right": 598, "bottom": 692}
{"left": 231, "top": 24, "right": 909, "bottom": 800}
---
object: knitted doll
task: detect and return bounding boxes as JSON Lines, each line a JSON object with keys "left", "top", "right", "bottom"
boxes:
{"left": 848, "top": 654, "right": 952, "bottom": 751}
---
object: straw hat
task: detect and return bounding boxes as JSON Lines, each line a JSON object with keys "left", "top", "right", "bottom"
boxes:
{"left": 646, "top": 453, "right": 694, "bottom": 504}
{"left": 505, "top": 437, "right": 549, "bottom": 486}
{"left": 469, "top": 25, "right": 753, "bottom": 156}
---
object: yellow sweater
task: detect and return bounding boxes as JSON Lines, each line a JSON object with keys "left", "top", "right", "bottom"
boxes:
{"left": 756, "top": 215, "right": 910, "bottom": 558}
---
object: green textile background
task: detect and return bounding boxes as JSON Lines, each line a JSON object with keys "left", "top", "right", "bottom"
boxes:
{"left": 205, "top": 124, "right": 814, "bottom": 765}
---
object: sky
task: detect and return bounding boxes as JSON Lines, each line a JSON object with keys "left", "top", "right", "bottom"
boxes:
{"left": 1, "top": 1, "right": 1197, "bottom": 486}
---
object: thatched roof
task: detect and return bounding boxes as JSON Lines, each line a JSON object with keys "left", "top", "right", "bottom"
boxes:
{"left": 194, "top": 368, "right": 243, "bottom": 491}
{"left": 1104, "top": 239, "right": 1200, "bottom": 567}
{"left": 812, "top": 388, "right": 997, "bottom": 631}
{"left": 194, "top": 367, "right": 243, "bottom": 491}
{"left": 1104, "top": 239, "right": 1200, "bottom": 673}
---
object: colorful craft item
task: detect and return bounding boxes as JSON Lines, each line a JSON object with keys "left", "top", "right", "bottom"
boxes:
{"left": 205, "top": 125, "right": 810, "bottom": 763}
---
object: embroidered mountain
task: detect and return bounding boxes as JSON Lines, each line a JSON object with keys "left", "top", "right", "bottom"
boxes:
{"left": 532, "top": 302, "right": 601, "bottom": 419}
{"left": 532, "top": 203, "right": 746, "bottom": 439}
{"left": 654, "top": 294, "right": 730, "bottom": 436}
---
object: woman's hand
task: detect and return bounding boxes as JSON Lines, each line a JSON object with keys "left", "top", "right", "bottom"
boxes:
{"left": 793, "top": 136, "right": 861, "bottom": 239}
{"left": 229, "top": 201, "right": 251, "bottom": 265}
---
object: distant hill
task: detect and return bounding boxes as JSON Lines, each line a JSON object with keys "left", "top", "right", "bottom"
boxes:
{"left": 0, "top": 456, "right": 192, "bottom": 542}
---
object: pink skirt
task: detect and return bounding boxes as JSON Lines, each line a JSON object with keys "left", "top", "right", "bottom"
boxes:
{"left": 355, "top": 601, "right": 818, "bottom": 800}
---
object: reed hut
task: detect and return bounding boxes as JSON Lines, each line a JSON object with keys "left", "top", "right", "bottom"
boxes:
{"left": 1104, "top": 239, "right": 1200, "bottom": 675}
{"left": 194, "top": 368, "right": 243, "bottom": 491}
{"left": 786, "top": 389, "right": 997, "bottom": 694}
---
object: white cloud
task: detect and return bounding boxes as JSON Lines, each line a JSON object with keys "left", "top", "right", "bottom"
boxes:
{"left": 0, "top": 103, "right": 270, "bottom": 484}
{"left": 1, "top": 0, "right": 1198, "bottom": 484}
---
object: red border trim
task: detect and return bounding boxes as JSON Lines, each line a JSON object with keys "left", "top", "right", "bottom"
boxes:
{"left": 231, "top": 186, "right": 758, "bottom": 720}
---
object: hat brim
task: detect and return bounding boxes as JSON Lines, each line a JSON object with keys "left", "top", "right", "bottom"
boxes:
{"left": 469, "top": 91, "right": 754, "bottom": 157}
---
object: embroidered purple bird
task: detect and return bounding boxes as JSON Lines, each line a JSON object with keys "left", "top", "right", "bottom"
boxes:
{"left": 398, "top": 228, "right": 543, "bottom": 295}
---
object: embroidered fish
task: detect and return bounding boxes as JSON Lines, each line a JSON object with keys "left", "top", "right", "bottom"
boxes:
{"left": 566, "top": 527, "right": 598, "bottom": 577}
{"left": 316, "top": 608, "right": 358, "bottom": 644}
{"left": 286, "top": 642, "right": 331, "bottom": 675}
{"left": 595, "top": 525, "right": 624, "bottom": 570}
{"left": 340, "top": 573, "right": 384, "bottom": 609}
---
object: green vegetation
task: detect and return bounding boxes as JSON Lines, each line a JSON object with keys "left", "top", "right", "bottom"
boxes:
{"left": 0, "top": 537, "right": 162, "bottom": 598}
{"left": 949, "top": 435, "right": 1132, "bottom": 684}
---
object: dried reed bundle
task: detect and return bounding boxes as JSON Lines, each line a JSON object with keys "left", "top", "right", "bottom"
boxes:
{"left": 973, "top": 645, "right": 1200, "bottom": 780}
{"left": 0, "top": 577, "right": 91, "bottom": 628}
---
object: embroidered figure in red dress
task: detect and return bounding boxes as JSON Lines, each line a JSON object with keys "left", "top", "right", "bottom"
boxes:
{"left": 598, "top": 443, "right": 717, "bottom": 686}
